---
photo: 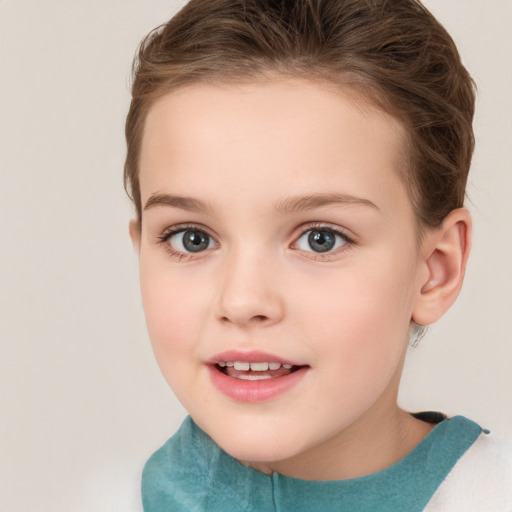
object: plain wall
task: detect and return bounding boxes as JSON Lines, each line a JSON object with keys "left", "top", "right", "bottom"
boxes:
{"left": 0, "top": 1, "right": 510, "bottom": 510}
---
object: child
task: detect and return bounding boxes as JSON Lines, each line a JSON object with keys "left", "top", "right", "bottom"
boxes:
{"left": 125, "top": 0, "right": 512, "bottom": 510}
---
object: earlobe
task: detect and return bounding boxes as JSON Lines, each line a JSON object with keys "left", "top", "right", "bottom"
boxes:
{"left": 412, "top": 208, "right": 472, "bottom": 326}
{"left": 129, "top": 219, "right": 142, "bottom": 252}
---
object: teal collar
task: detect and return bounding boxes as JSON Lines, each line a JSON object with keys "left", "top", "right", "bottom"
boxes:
{"left": 271, "top": 415, "right": 481, "bottom": 510}
{"left": 142, "top": 414, "right": 483, "bottom": 512}
{"left": 202, "top": 414, "right": 482, "bottom": 511}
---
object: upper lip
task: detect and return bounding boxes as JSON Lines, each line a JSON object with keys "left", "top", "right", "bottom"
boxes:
{"left": 207, "top": 349, "right": 305, "bottom": 366}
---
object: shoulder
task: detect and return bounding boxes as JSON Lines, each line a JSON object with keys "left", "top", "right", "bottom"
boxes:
{"left": 425, "top": 427, "right": 512, "bottom": 511}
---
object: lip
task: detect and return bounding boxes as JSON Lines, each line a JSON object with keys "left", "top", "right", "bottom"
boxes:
{"left": 206, "top": 350, "right": 309, "bottom": 403}
{"left": 207, "top": 349, "right": 302, "bottom": 366}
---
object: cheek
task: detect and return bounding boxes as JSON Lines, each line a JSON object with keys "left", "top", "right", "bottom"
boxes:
{"left": 296, "top": 256, "right": 416, "bottom": 371}
{"left": 292, "top": 276, "right": 412, "bottom": 425}
{"left": 139, "top": 264, "right": 206, "bottom": 375}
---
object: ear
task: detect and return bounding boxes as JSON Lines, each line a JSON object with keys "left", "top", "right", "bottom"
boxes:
{"left": 412, "top": 208, "right": 472, "bottom": 326}
{"left": 129, "top": 219, "right": 141, "bottom": 252}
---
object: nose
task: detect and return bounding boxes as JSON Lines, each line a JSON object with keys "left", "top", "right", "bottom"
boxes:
{"left": 215, "top": 249, "right": 285, "bottom": 328}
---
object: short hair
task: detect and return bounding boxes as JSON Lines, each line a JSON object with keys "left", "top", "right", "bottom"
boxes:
{"left": 124, "top": 0, "right": 476, "bottom": 229}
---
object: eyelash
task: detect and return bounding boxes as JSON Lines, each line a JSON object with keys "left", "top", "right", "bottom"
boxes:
{"left": 156, "top": 222, "right": 356, "bottom": 262}
{"left": 157, "top": 223, "right": 216, "bottom": 262}
{"left": 293, "top": 222, "right": 356, "bottom": 261}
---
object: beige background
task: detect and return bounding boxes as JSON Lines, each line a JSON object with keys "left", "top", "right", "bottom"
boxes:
{"left": 0, "top": 1, "right": 510, "bottom": 510}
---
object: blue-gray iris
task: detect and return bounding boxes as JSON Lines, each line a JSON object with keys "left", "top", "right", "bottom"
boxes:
{"left": 183, "top": 231, "right": 210, "bottom": 252}
{"left": 308, "top": 230, "right": 335, "bottom": 253}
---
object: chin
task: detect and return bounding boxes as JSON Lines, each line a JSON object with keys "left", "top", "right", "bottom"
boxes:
{"left": 202, "top": 418, "right": 307, "bottom": 464}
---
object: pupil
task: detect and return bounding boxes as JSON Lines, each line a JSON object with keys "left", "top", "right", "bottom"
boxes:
{"left": 308, "top": 230, "right": 335, "bottom": 253}
{"left": 183, "top": 231, "right": 209, "bottom": 252}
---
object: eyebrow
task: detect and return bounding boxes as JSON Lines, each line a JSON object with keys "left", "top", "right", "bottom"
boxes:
{"left": 143, "top": 192, "right": 379, "bottom": 214}
{"left": 144, "top": 193, "right": 213, "bottom": 213}
{"left": 274, "top": 193, "right": 379, "bottom": 214}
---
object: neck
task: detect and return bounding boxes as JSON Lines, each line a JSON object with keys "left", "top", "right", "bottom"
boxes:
{"left": 244, "top": 400, "right": 434, "bottom": 481}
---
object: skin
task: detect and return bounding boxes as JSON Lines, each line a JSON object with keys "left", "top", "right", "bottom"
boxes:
{"left": 130, "top": 79, "right": 471, "bottom": 480}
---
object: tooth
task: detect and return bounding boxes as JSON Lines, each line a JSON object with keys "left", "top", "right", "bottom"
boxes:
{"left": 250, "top": 362, "right": 269, "bottom": 371}
{"left": 268, "top": 362, "right": 281, "bottom": 370}
{"left": 225, "top": 361, "right": 234, "bottom": 367}
{"left": 282, "top": 364, "right": 292, "bottom": 369}
{"left": 218, "top": 361, "right": 226, "bottom": 367}
{"left": 236, "top": 374, "right": 273, "bottom": 380}
{"left": 234, "top": 361, "right": 250, "bottom": 371}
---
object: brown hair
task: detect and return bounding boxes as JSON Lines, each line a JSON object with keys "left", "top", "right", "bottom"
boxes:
{"left": 124, "top": 0, "right": 475, "bottom": 228}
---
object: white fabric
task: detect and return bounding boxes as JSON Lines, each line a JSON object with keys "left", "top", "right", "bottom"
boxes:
{"left": 424, "top": 431, "right": 512, "bottom": 511}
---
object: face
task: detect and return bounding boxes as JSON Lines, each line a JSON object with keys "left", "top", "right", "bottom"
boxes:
{"left": 134, "top": 79, "right": 428, "bottom": 477}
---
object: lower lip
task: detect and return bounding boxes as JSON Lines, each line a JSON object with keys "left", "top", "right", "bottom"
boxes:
{"left": 207, "top": 365, "right": 308, "bottom": 403}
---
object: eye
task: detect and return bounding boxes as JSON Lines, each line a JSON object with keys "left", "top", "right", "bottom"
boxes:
{"left": 294, "top": 228, "right": 349, "bottom": 253}
{"left": 167, "top": 229, "right": 215, "bottom": 253}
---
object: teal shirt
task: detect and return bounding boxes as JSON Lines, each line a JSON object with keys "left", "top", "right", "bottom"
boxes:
{"left": 142, "top": 413, "right": 483, "bottom": 511}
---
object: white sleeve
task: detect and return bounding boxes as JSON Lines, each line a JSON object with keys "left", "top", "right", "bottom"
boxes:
{"left": 424, "top": 431, "right": 512, "bottom": 512}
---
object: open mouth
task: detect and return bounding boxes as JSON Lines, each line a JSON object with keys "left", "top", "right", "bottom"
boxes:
{"left": 215, "top": 361, "right": 303, "bottom": 380}
{"left": 208, "top": 356, "right": 309, "bottom": 401}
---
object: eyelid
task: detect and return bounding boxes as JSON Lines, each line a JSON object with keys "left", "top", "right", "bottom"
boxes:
{"left": 156, "top": 221, "right": 355, "bottom": 261}
{"left": 290, "top": 222, "right": 356, "bottom": 259}
{"left": 158, "top": 222, "right": 217, "bottom": 241}
{"left": 157, "top": 223, "right": 219, "bottom": 258}
{"left": 293, "top": 222, "right": 356, "bottom": 242}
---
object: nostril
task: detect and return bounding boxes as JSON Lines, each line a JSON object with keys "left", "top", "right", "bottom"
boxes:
{"left": 220, "top": 314, "right": 269, "bottom": 324}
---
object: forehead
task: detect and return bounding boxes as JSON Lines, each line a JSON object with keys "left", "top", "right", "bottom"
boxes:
{"left": 139, "top": 79, "right": 411, "bottom": 217}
